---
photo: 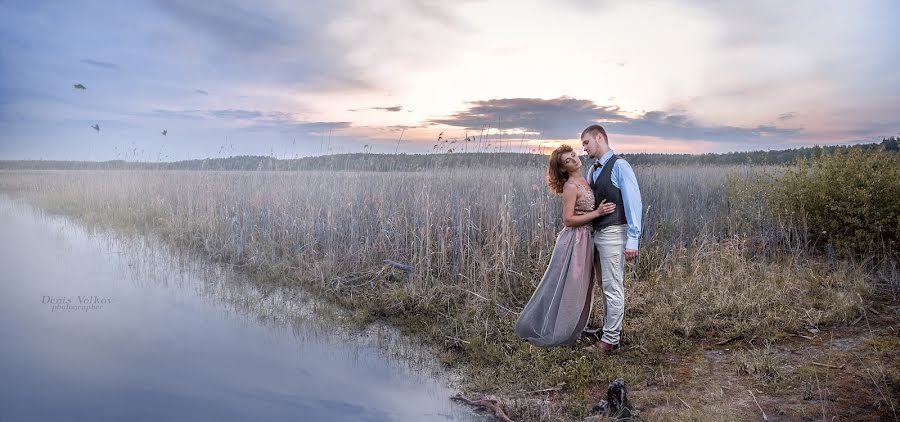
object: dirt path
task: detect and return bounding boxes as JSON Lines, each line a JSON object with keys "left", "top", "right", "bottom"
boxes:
{"left": 613, "top": 306, "right": 899, "bottom": 421}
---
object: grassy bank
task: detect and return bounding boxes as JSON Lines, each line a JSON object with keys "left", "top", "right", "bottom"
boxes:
{"left": 1, "top": 155, "right": 896, "bottom": 420}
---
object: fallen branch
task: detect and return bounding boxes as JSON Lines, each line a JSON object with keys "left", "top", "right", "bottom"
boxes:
{"left": 462, "top": 287, "right": 489, "bottom": 301}
{"left": 748, "top": 390, "right": 768, "bottom": 421}
{"left": 459, "top": 287, "right": 520, "bottom": 315}
{"left": 382, "top": 259, "right": 412, "bottom": 273}
{"left": 445, "top": 335, "right": 470, "bottom": 345}
{"left": 810, "top": 361, "right": 846, "bottom": 370}
{"left": 521, "top": 382, "right": 565, "bottom": 394}
{"left": 715, "top": 335, "right": 743, "bottom": 345}
{"left": 451, "top": 394, "right": 513, "bottom": 422}
{"left": 675, "top": 394, "right": 692, "bottom": 409}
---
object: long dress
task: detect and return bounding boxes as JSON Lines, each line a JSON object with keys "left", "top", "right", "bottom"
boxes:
{"left": 514, "top": 181, "right": 597, "bottom": 348}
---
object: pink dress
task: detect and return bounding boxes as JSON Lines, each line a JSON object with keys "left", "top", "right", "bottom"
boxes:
{"left": 514, "top": 181, "right": 597, "bottom": 347}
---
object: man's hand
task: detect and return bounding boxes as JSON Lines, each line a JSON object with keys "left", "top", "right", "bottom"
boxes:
{"left": 625, "top": 249, "right": 638, "bottom": 260}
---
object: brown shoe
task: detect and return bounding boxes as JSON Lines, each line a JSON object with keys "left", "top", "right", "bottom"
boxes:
{"left": 582, "top": 340, "right": 619, "bottom": 353}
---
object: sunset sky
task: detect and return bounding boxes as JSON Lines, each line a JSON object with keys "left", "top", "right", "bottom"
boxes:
{"left": 1, "top": 0, "right": 898, "bottom": 160}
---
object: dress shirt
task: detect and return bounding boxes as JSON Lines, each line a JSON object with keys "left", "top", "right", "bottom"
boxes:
{"left": 590, "top": 150, "right": 643, "bottom": 250}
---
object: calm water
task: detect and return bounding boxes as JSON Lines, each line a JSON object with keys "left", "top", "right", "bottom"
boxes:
{"left": 0, "top": 194, "right": 486, "bottom": 422}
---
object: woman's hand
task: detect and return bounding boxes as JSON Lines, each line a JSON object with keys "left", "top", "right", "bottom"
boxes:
{"left": 593, "top": 199, "right": 616, "bottom": 217}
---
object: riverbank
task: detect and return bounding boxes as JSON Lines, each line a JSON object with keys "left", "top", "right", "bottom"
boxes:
{"left": 1, "top": 166, "right": 896, "bottom": 420}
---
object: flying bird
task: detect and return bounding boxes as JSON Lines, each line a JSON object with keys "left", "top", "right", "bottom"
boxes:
{"left": 91, "top": 124, "right": 100, "bottom": 132}
{"left": 161, "top": 129, "right": 167, "bottom": 136}
{"left": 74, "top": 83, "right": 86, "bottom": 90}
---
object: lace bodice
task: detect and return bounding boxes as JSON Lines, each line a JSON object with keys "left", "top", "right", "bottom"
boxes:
{"left": 567, "top": 181, "right": 596, "bottom": 214}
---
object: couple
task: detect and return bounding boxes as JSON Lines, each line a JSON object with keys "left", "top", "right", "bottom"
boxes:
{"left": 514, "top": 125, "right": 642, "bottom": 353}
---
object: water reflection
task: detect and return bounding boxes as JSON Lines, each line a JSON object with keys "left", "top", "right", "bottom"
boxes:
{"left": 0, "top": 194, "right": 486, "bottom": 422}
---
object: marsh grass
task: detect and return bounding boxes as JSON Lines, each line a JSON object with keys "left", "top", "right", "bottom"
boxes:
{"left": 0, "top": 161, "right": 894, "bottom": 420}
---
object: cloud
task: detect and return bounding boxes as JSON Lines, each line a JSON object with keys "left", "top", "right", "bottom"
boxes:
{"left": 153, "top": 1, "right": 295, "bottom": 52}
{"left": 194, "top": 89, "right": 209, "bottom": 95}
{"left": 148, "top": 109, "right": 206, "bottom": 120}
{"left": 145, "top": 107, "right": 350, "bottom": 135}
{"left": 80, "top": 58, "right": 119, "bottom": 70}
{"left": 429, "top": 97, "right": 619, "bottom": 138}
{"left": 209, "top": 109, "right": 263, "bottom": 120}
{"left": 151, "top": 0, "right": 372, "bottom": 92}
{"left": 349, "top": 105, "right": 403, "bottom": 112}
{"left": 246, "top": 120, "right": 352, "bottom": 135}
{"left": 778, "top": 112, "right": 795, "bottom": 121}
{"left": 429, "top": 97, "right": 800, "bottom": 143}
{"left": 147, "top": 108, "right": 278, "bottom": 121}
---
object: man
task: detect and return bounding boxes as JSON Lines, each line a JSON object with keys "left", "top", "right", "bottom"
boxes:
{"left": 580, "top": 124, "right": 642, "bottom": 353}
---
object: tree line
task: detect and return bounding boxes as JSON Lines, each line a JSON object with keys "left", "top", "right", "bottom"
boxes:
{"left": 2, "top": 137, "right": 896, "bottom": 171}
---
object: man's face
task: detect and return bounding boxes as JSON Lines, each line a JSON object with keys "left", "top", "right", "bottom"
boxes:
{"left": 581, "top": 134, "right": 602, "bottom": 158}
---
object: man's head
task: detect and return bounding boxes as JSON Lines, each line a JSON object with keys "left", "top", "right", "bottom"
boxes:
{"left": 580, "top": 124, "right": 609, "bottom": 159}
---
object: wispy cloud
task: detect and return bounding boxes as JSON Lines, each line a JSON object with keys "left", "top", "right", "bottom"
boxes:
{"left": 80, "top": 58, "right": 119, "bottom": 70}
{"left": 148, "top": 108, "right": 279, "bottom": 121}
{"left": 153, "top": 1, "right": 294, "bottom": 52}
{"left": 152, "top": 0, "right": 371, "bottom": 92}
{"left": 778, "top": 112, "right": 795, "bottom": 121}
{"left": 244, "top": 120, "right": 352, "bottom": 135}
{"left": 145, "top": 108, "right": 349, "bottom": 134}
{"left": 148, "top": 109, "right": 206, "bottom": 120}
{"left": 349, "top": 105, "right": 403, "bottom": 112}
{"left": 209, "top": 109, "right": 263, "bottom": 120}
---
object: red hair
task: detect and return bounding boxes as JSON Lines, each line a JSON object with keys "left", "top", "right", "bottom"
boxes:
{"left": 546, "top": 144, "right": 574, "bottom": 194}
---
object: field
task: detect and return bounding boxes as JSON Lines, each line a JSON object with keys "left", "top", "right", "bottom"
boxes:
{"left": 0, "top": 153, "right": 897, "bottom": 420}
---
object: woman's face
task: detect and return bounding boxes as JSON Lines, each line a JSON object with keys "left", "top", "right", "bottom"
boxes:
{"left": 559, "top": 151, "right": 582, "bottom": 174}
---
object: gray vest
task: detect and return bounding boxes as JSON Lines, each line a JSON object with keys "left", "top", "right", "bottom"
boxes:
{"left": 589, "top": 155, "right": 628, "bottom": 232}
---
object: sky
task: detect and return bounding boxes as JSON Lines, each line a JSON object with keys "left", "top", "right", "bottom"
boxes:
{"left": 1, "top": 0, "right": 899, "bottom": 161}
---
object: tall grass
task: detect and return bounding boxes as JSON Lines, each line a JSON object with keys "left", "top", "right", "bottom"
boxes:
{"left": 0, "top": 165, "right": 884, "bottom": 332}
{"left": 0, "top": 165, "right": 778, "bottom": 282}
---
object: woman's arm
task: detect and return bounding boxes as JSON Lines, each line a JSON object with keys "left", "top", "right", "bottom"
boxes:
{"left": 561, "top": 184, "right": 616, "bottom": 227}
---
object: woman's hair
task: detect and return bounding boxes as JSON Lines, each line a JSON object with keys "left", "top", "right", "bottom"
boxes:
{"left": 546, "top": 144, "right": 574, "bottom": 194}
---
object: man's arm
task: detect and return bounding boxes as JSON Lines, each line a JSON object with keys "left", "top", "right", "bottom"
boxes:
{"left": 615, "top": 159, "right": 643, "bottom": 256}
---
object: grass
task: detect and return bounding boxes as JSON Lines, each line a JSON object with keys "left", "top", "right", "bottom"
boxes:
{"left": 0, "top": 161, "right": 896, "bottom": 421}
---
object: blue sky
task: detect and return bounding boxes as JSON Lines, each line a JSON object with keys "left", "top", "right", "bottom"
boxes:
{"left": 1, "top": 0, "right": 898, "bottom": 160}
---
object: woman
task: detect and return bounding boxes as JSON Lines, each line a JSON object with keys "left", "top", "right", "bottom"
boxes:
{"left": 514, "top": 144, "right": 616, "bottom": 348}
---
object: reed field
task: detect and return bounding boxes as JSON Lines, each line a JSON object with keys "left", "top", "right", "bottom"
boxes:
{"left": 0, "top": 150, "right": 897, "bottom": 420}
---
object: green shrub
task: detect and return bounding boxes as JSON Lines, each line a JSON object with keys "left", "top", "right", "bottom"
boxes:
{"left": 781, "top": 148, "right": 900, "bottom": 257}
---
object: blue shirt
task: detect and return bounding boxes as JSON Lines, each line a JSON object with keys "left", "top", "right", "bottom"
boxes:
{"left": 590, "top": 150, "right": 643, "bottom": 250}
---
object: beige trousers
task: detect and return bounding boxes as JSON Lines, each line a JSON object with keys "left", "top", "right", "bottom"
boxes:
{"left": 593, "top": 224, "right": 628, "bottom": 345}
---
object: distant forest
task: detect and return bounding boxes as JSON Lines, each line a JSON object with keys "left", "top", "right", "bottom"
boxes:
{"left": 2, "top": 137, "right": 897, "bottom": 171}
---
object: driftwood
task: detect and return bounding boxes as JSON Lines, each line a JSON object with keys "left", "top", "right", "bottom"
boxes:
{"left": 589, "top": 378, "right": 633, "bottom": 420}
{"left": 451, "top": 394, "right": 514, "bottom": 422}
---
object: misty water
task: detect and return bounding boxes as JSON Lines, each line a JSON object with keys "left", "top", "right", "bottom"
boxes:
{"left": 0, "top": 194, "right": 488, "bottom": 422}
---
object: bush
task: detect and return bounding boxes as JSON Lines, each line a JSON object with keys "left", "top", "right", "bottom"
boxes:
{"left": 781, "top": 148, "right": 900, "bottom": 257}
